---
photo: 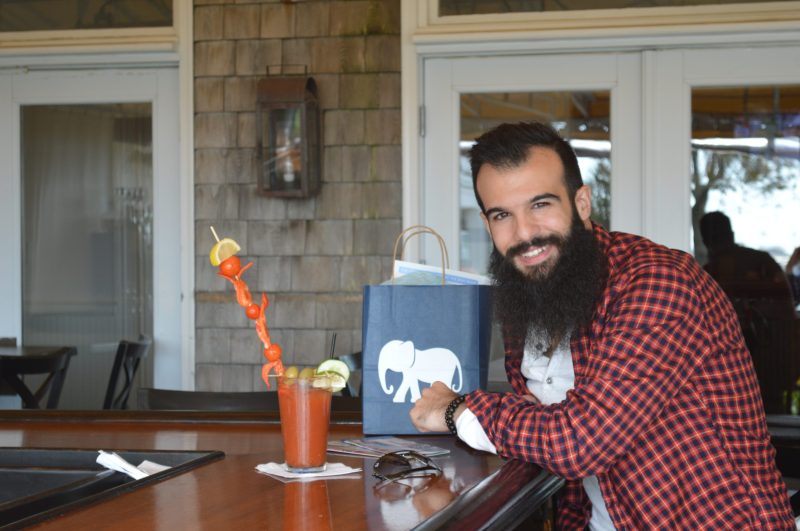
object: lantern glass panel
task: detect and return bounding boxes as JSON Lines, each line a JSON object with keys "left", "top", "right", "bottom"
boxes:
{"left": 306, "top": 100, "right": 320, "bottom": 192}
{"left": 262, "top": 106, "right": 304, "bottom": 192}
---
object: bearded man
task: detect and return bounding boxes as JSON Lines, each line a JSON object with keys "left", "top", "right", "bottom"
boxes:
{"left": 409, "top": 122, "right": 794, "bottom": 529}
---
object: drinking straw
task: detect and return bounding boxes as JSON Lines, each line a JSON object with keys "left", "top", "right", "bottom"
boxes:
{"left": 329, "top": 332, "right": 337, "bottom": 359}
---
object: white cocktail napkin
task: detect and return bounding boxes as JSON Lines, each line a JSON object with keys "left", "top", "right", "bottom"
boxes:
{"left": 96, "top": 450, "right": 171, "bottom": 480}
{"left": 255, "top": 462, "right": 361, "bottom": 482}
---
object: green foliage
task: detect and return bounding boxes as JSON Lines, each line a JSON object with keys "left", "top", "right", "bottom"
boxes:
{"left": 690, "top": 147, "right": 798, "bottom": 255}
{"left": 588, "top": 159, "right": 611, "bottom": 228}
{"left": 692, "top": 148, "right": 797, "bottom": 218}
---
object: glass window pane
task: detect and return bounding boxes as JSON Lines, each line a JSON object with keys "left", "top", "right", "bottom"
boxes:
{"left": 459, "top": 90, "right": 610, "bottom": 274}
{"left": 0, "top": 0, "right": 172, "bottom": 32}
{"left": 440, "top": 0, "right": 794, "bottom": 16}
{"left": 691, "top": 86, "right": 800, "bottom": 268}
{"left": 690, "top": 85, "right": 800, "bottom": 413}
{"left": 21, "top": 103, "right": 154, "bottom": 409}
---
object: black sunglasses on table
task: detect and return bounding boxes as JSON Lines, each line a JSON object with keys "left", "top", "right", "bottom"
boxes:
{"left": 372, "top": 450, "right": 442, "bottom": 483}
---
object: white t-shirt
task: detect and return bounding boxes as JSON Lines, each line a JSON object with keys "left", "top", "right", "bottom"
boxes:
{"left": 456, "top": 338, "right": 615, "bottom": 531}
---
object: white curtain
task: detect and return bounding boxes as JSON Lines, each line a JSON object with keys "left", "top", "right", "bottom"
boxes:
{"left": 21, "top": 104, "right": 153, "bottom": 409}
{"left": 24, "top": 106, "right": 115, "bottom": 311}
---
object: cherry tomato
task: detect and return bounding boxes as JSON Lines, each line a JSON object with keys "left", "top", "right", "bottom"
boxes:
{"left": 219, "top": 255, "right": 241, "bottom": 277}
{"left": 245, "top": 303, "right": 260, "bottom": 320}
{"left": 264, "top": 343, "right": 282, "bottom": 362}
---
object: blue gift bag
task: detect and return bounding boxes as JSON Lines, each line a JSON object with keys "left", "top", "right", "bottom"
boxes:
{"left": 361, "top": 283, "right": 493, "bottom": 435}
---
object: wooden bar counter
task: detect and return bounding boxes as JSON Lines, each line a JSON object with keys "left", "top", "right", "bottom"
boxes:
{"left": 0, "top": 411, "right": 563, "bottom": 530}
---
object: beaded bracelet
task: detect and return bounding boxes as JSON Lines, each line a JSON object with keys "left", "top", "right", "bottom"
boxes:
{"left": 444, "top": 394, "right": 466, "bottom": 436}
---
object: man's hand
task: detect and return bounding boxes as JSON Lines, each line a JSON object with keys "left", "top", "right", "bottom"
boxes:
{"left": 410, "top": 381, "right": 461, "bottom": 433}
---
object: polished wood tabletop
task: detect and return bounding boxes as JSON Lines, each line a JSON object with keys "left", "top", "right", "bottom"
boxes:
{"left": 0, "top": 412, "right": 562, "bottom": 530}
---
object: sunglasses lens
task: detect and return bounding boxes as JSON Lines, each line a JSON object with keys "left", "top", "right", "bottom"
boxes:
{"left": 373, "top": 451, "right": 438, "bottom": 481}
{"left": 373, "top": 453, "right": 411, "bottom": 477}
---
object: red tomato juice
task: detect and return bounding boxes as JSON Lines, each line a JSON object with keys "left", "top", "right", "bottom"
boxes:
{"left": 278, "top": 378, "right": 332, "bottom": 470}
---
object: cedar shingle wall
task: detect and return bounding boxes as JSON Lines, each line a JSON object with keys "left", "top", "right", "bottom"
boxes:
{"left": 194, "top": 0, "right": 401, "bottom": 391}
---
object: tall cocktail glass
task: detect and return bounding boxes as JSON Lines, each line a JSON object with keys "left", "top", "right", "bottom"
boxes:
{"left": 278, "top": 377, "right": 333, "bottom": 472}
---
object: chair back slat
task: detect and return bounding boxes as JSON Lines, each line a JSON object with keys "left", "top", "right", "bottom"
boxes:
{"left": 137, "top": 388, "right": 279, "bottom": 411}
{"left": 103, "top": 337, "right": 151, "bottom": 410}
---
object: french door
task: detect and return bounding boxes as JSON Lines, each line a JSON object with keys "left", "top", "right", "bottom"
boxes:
{"left": 0, "top": 68, "right": 182, "bottom": 408}
{"left": 421, "top": 45, "right": 800, "bottom": 270}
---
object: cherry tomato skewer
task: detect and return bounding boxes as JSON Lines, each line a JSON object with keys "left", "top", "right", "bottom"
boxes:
{"left": 214, "top": 247, "right": 283, "bottom": 389}
{"left": 255, "top": 294, "right": 272, "bottom": 347}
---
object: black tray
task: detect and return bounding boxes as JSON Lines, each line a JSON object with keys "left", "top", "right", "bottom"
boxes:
{"left": 0, "top": 447, "right": 224, "bottom": 529}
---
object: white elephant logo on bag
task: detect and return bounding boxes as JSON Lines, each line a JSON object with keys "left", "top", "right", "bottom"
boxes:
{"left": 377, "top": 340, "right": 463, "bottom": 403}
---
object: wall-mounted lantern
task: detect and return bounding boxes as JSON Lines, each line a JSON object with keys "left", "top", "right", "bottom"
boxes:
{"left": 256, "top": 74, "right": 321, "bottom": 198}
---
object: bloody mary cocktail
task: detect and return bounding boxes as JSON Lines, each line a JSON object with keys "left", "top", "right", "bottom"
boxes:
{"left": 278, "top": 377, "right": 333, "bottom": 472}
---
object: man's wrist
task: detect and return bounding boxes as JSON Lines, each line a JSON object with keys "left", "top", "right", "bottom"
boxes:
{"left": 444, "top": 394, "right": 467, "bottom": 436}
{"left": 453, "top": 402, "right": 467, "bottom": 427}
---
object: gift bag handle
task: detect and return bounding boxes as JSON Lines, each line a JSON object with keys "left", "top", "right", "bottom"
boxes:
{"left": 391, "top": 225, "right": 450, "bottom": 285}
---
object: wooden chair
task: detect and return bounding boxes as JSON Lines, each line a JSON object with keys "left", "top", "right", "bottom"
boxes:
{"left": 0, "top": 347, "right": 75, "bottom": 409}
{"left": 729, "top": 295, "right": 799, "bottom": 414}
{"left": 137, "top": 387, "right": 361, "bottom": 412}
{"left": 103, "top": 337, "right": 152, "bottom": 410}
{"left": 0, "top": 338, "right": 18, "bottom": 395}
{"left": 138, "top": 388, "right": 279, "bottom": 411}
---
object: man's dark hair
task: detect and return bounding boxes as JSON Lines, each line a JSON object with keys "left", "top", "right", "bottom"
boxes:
{"left": 468, "top": 121, "right": 583, "bottom": 212}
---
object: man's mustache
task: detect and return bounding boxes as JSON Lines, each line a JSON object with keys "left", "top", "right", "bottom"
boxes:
{"left": 506, "top": 235, "right": 564, "bottom": 258}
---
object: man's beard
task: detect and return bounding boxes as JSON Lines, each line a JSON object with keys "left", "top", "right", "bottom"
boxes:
{"left": 488, "top": 218, "right": 607, "bottom": 351}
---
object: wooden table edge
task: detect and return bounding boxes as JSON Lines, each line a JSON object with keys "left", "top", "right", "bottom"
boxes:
{"left": 0, "top": 409, "right": 361, "bottom": 425}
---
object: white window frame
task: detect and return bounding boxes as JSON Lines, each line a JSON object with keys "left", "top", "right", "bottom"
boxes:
{"left": 402, "top": 0, "right": 800, "bottom": 261}
{"left": 420, "top": 53, "right": 642, "bottom": 265}
{"left": 415, "top": 0, "right": 800, "bottom": 35}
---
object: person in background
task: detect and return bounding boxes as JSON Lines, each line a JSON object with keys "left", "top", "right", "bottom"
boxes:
{"left": 409, "top": 121, "right": 794, "bottom": 529}
{"left": 699, "top": 210, "right": 794, "bottom": 309}
{"left": 698, "top": 212, "right": 797, "bottom": 413}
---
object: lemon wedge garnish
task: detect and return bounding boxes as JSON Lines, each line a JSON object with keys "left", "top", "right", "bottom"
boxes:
{"left": 326, "top": 374, "right": 347, "bottom": 392}
{"left": 209, "top": 238, "right": 241, "bottom": 266}
{"left": 315, "top": 359, "right": 350, "bottom": 392}
{"left": 316, "top": 359, "right": 350, "bottom": 381}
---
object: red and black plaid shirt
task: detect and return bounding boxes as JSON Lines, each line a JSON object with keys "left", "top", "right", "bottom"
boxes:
{"left": 465, "top": 225, "right": 794, "bottom": 529}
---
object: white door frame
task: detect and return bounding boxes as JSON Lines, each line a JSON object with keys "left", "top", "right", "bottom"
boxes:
{"left": 421, "top": 52, "right": 642, "bottom": 264}
{"left": 643, "top": 46, "right": 800, "bottom": 251}
{"left": 402, "top": 1, "right": 800, "bottom": 261}
{"left": 0, "top": 68, "right": 185, "bottom": 389}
